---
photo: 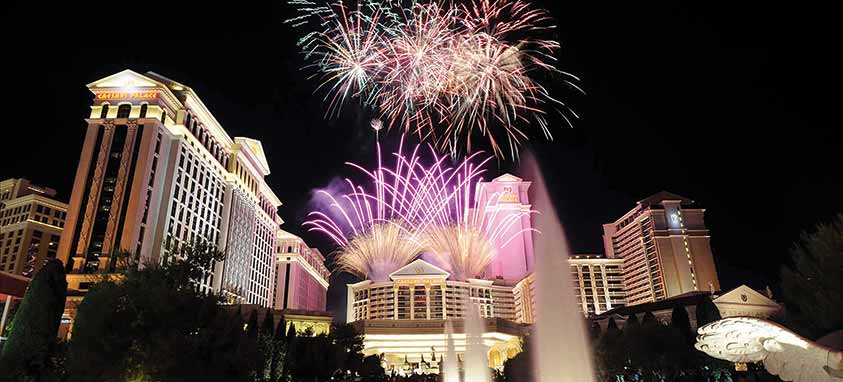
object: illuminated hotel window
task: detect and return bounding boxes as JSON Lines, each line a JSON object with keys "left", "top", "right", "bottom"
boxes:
{"left": 117, "top": 104, "right": 131, "bottom": 118}
{"left": 139, "top": 104, "right": 148, "bottom": 118}
{"left": 100, "top": 104, "right": 109, "bottom": 118}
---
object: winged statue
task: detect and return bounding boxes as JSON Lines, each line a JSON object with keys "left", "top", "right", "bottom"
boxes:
{"left": 695, "top": 317, "right": 843, "bottom": 382}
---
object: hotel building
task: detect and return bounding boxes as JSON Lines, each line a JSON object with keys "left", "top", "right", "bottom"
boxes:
{"left": 0, "top": 179, "right": 67, "bottom": 276}
{"left": 514, "top": 254, "right": 627, "bottom": 323}
{"left": 272, "top": 229, "right": 329, "bottom": 311}
{"left": 347, "top": 259, "right": 525, "bottom": 373}
{"left": 343, "top": 180, "right": 728, "bottom": 374}
{"left": 57, "top": 70, "right": 283, "bottom": 307}
{"left": 345, "top": 174, "right": 535, "bottom": 373}
{"left": 347, "top": 259, "right": 520, "bottom": 323}
{"left": 602, "top": 191, "right": 720, "bottom": 306}
{"left": 569, "top": 255, "right": 626, "bottom": 316}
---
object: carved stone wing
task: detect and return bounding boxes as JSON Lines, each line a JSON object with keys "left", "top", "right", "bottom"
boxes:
{"left": 695, "top": 317, "right": 843, "bottom": 382}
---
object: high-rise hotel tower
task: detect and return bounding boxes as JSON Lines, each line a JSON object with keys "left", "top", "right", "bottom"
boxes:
{"left": 272, "top": 229, "right": 329, "bottom": 312}
{"left": 602, "top": 191, "right": 720, "bottom": 306}
{"left": 58, "top": 70, "right": 283, "bottom": 307}
{"left": 0, "top": 179, "right": 67, "bottom": 276}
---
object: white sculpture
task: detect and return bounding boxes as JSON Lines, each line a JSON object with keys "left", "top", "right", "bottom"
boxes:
{"left": 695, "top": 317, "right": 843, "bottom": 382}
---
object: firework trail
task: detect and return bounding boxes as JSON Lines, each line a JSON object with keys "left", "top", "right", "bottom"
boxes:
{"left": 303, "top": 136, "right": 429, "bottom": 281}
{"left": 305, "top": 136, "right": 538, "bottom": 281}
{"left": 414, "top": 148, "right": 538, "bottom": 280}
{"left": 287, "top": 0, "right": 581, "bottom": 159}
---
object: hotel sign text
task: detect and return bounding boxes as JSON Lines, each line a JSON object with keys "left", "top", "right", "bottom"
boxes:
{"left": 96, "top": 91, "right": 158, "bottom": 100}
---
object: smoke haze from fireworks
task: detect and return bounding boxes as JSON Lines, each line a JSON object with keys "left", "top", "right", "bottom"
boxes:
{"left": 304, "top": 136, "right": 538, "bottom": 281}
{"left": 287, "top": 0, "right": 581, "bottom": 159}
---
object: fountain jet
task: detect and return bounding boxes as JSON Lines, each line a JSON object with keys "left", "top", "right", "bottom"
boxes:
{"left": 522, "top": 151, "right": 596, "bottom": 382}
{"left": 442, "top": 320, "right": 460, "bottom": 382}
{"left": 463, "top": 302, "right": 492, "bottom": 382}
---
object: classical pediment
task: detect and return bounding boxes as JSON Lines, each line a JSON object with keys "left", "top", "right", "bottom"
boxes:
{"left": 714, "top": 285, "right": 779, "bottom": 307}
{"left": 389, "top": 259, "right": 450, "bottom": 280}
{"left": 87, "top": 69, "right": 159, "bottom": 89}
{"left": 493, "top": 173, "right": 523, "bottom": 183}
{"left": 235, "top": 137, "right": 271, "bottom": 175}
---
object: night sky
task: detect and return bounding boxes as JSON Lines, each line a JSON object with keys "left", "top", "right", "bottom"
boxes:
{"left": 2, "top": 2, "right": 838, "bottom": 319}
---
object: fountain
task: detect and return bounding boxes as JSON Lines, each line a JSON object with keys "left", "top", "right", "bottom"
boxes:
{"left": 440, "top": 152, "right": 597, "bottom": 382}
{"left": 523, "top": 152, "right": 597, "bottom": 382}
{"left": 463, "top": 302, "right": 493, "bottom": 382}
{"left": 442, "top": 320, "right": 460, "bottom": 382}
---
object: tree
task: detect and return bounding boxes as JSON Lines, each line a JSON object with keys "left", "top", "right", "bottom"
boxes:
{"left": 66, "top": 241, "right": 241, "bottom": 382}
{"left": 781, "top": 214, "right": 843, "bottom": 338}
{"left": 256, "top": 309, "right": 275, "bottom": 381}
{"left": 331, "top": 323, "right": 365, "bottom": 375}
{"left": 270, "top": 318, "right": 287, "bottom": 382}
{"left": 626, "top": 313, "right": 640, "bottom": 329}
{"left": 606, "top": 317, "right": 620, "bottom": 336}
{"left": 642, "top": 311, "right": 658, "bottom": 325}
{"left": 501, "top": 335, "right": 534, "bottom": 382}
{"left": 161, "top": 239, "right": 226, "bottom": 291}
{"left": 695, "top": 297, "right": 721, "bottom": 327}
{"left": 593, "top": 317, "right": 623, "bottom": 380}
{"left": 237, "top": 309, "right": 259, "bottom": 382}
{"left": 0, "top": 258, "right": 67, "bottom": 382}
{"left": 280, "top": 323, "right": 297, "bottom": 382}
{"left": 283, "top": 323, "right": 377, "bottom": 382}
{"left": 671, "top": 305, "right": 694, "bottom": 345}
{"left": 360, "top": 355, "right": 386, "bottom": 382}
{"left": 589, "top": 320, "right": 602, "bottom": 339}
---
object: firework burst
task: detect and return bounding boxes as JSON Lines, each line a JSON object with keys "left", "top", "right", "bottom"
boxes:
{"left": 288, "top": 0, "right": 581, "bottom": 159}
{"left": 421, "top": 225, "right": 496, "bottom": 281}
{"left": 303, "top": 138, "right": 430, "bottom": 281}
{"left": 415, "top": 149, "right": 538, "bottom": 280}
{"left": 305, "top": 136, "right": 538, "bottom": 281}
{"left": 336, "top": 222, "right": 421, "bottom": 281}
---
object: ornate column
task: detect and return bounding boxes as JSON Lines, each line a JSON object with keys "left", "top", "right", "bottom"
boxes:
{"left": 425, "top": 284, "right": 431, "bottom": 319}
{"left": 76, "top": 122, "right": 116, "bottom": 267}
{"left": 393, "top": 285, "right": 400, "bottom": 320}
{"left": 410, "top": 284, "right": 415, "bottom": 320}
{"left": 102, "top": 121, "right": 138, "bottom": 259}
{"left": 441, "top": 283, "right": 448, "bottom": 319}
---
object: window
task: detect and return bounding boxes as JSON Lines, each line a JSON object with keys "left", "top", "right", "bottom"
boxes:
{"left": 161, "top": 110, "right": 167, "bottom": 124}
{"left": 100, "top": 104, "right": 109, "bottom": 118}
{"left": 117, "top": 104, "right": 131, "bottom": 118}
{"left": 139, "top": 104, "right": 148, "bottom": 118}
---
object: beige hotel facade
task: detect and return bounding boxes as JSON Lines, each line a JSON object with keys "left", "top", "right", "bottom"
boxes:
{"left": 602, "top": 191, "right": 720, "bottom": 306}
{"left": 0, "top": 179, "right": 67, "bottom": 276}
{"left": 58, "top": 70, "right": 283, "bottom": 307}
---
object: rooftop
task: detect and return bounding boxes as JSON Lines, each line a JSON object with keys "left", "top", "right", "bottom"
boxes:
{"left": 638, "top": 191, "right": 694, "bottom": 208}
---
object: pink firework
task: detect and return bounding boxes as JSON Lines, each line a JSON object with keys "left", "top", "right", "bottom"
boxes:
{"left": 304, "top": 136, "right": 538, "bottom": 281}
{"left": 413, "top": 148, "right": 538, "bottom": 280}
{"left": 303, "top": 137, "right": 428, "bottom": 281}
